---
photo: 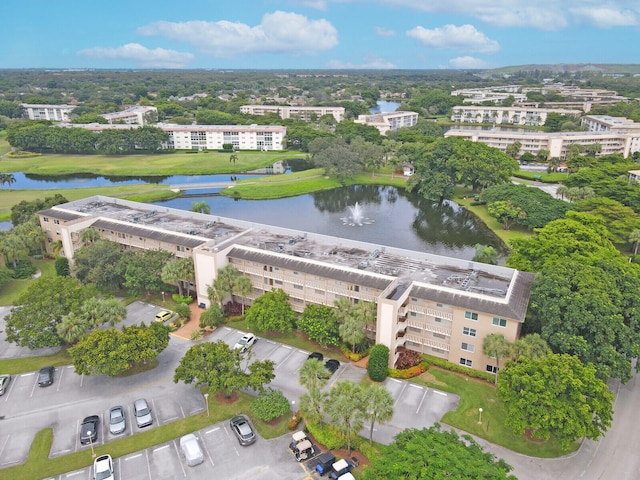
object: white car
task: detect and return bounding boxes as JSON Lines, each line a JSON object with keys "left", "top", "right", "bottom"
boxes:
{"left": 93, "top": 454, "right": 114, "bottom": 480}
{"left": 234, "top": 333, "right": 257, "bottom": 353}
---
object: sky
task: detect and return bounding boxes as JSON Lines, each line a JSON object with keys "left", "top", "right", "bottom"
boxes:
{"left": 1, "top": 0, "right": 638, "bottom": 70}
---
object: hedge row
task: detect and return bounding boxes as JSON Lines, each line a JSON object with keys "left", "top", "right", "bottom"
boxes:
{"left": 423, "top": 354, "right": 495, "bottom": 382}
{"left": 388, "top": 364, "right": 427, "bottom": 379}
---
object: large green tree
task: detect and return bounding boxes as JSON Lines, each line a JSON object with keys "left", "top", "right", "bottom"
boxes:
{"left": 5, "top": 277, "right": 97, "bottom": 349}
{"left": 245, "top": 289, "right": 296, "bottom": 333}
{"left": 174, "top": 340, "right": 275, "bottom": 397}
{"left": 362, "top": 424, "right": 515, "bottom": 480}
{"left": 360, "top": 383, "right": 394, "bottom": 445}
{"left": 73, "top": 239, "right": 126, "bottom": 291}
{"left": 297, "top": 304, "right": 340, "bottom": 347}
{"left": 324, "top": 381, "right": 364, "bottom": 454}
{"left": 497, "top": 354, "right": 614, "bottom": 447}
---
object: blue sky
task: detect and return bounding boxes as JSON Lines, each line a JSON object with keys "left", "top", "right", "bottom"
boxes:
{"left": 1, "top": 0, "right": 638, "bottom": 70}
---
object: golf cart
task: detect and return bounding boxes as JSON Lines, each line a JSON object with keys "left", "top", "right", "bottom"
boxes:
{"left": 289, "top": 431, "right": 317, "bottom": 462}
{"left": 315, "top": 451, "right": 336, "bottom": 476}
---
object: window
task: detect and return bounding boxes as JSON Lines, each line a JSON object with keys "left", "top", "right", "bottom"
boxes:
{"left": 435, "top": 317, "right": 444, "bottom": 323}
{"left": 43, "top": 217, "right": 49, "bottom": 222}
{"left": 463, "top": 327, "right": 476, "bottom": 337}
{"left": 410, "top": 312, "right": 417, "bottom": 317}
{"left": 294, "top": 284, "right": 303, "bottom": 290}
{"left": 459, "top": 358, "right": 472, "bottom": 367}
{"left": 274, "top": 280, "right": 283, "bottom": 286}
{"left": 411, "top": 297, "right": 417, "bottom": 302}
{"left": 486, "top": 365, "right": 498, "bottom": 374}
{"left": 53, "top": 219, "right": 60, "bottom": 225}
{"left": 492, "top": 317, "right": 507, "bottom": 327}
{"left": 434, "top": 333, "right": 446, "bottom": 339}
{"left": 436, "top": 303, "right": 443, "bottom": 307}
{"left": 465, "top": 311, "right": 478, "bottom": 321}
{"left": 461, "top": 342, "right": 474, "bottom": 352}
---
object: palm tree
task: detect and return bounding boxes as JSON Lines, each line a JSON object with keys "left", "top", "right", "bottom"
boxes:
{"left": 299, "top": 357, "right": 330, "bottom": 392}
{"left": 472, "top": 244, "right": 498, "bottom": 265}
{"left": 80, "top": 227, "right": 100, "bottom": 245}
{"left": 4, "top": 173, "right": 15, "bottom": 190}
{"left": 0, "top": 233, "right": 29, "bottom": 269}
{"left": 229, "top": 152, "right": 238, "bottom": 165}
{"left": 324, "top": 381, "right": 364, "bottom": 455}
{"left": 629, "top": 229, "right": 640, "bottom": 255}
{"left": 361, "top": 384, "right": 394, "bottom": 445}
{"left": 556, "top": 184, "right": 569, "bottom": 200}
{"left": 51, "top": 240, "right": 63, "bottom": 257}
{"left": 482, "top": 333, "right": 512, "bottom": 383}
{"left": 234, "top": 275, "right": 253, "bottom": 315}
{"left": 56, "top": 313, "right": 91, "bottom": 344}
{"left": 512, "top": 334, "right": 551, "bottom": 361}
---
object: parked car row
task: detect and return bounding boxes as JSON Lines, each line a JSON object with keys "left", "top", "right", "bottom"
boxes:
{"left": 306, "top": 352, "right": 341, "bottom": 377}
{"left": 79, "top": 398, "right": 152, "bottom": 446}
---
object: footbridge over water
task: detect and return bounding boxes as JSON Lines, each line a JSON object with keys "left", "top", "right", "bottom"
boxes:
{"left": 169, "top": 181, "right": 235, "bottom": 191}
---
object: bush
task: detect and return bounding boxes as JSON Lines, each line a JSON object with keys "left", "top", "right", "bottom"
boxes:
{"left": 250, "top": 388, "right": 291, "bottom": 422}
{"left": 396, "top": 350, "right": 422, "bottom": 369}
{"left": 172, "top": 294, "right": 193, "bottom": 304}
{"left": 174, "top": 302, "right": 191, "bottom": 320}
{"left": 54, "top": 257, "right": 70, "bottom": 277}
{"left": 297, "top": 304, "right": 340, "bottom": 347}
{"left": 190, "top": 330, "right": 203, "bottom": 341}
{"left": 10, "top": 259, "right": 36, "bottom": 279}
{"left": 173, "top": 319, "right": 182, "bottom": 328}
{"left": 306, "top": 422, "right": 348, "bottom": 450}
{"left": 367, "top": 344, "right": 390, "bottom": 382}
{"left": 288, "top": 411, "right": 303, "bottom": 431}
{"left": 199, "top": 304, "right": 224, "bottom": 329}
{"left": 423, "top": 354, "right": 495, "bottom": 382}
{"left": 389, "top": 364, "right": 427, "bottom": 379}
{"left": 340, "top": 344, "right": 369, "bottom": 361}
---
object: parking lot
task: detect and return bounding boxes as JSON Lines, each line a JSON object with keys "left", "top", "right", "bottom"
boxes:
{"left": 44, "top": 421, "right": 307, "bottom": 480}
{"left": 1, "top": 303, "right": 458, "bottom": 477}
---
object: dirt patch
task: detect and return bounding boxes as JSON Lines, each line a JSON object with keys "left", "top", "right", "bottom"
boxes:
{"left": 333, "top": 448, "right": 371, "bottom": 468}
{"left": 418, "top": 370, "right": 447, "bottom": 387}
{"left": 524, "top": 428, "right": 546, "bottom": 443}
{"left": 215, "top": 391, "right": 239, "bottom": 404}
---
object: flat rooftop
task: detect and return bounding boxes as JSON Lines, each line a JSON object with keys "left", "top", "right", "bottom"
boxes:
{"left": 49, "top": 196, "right": 522, "bottom": 301}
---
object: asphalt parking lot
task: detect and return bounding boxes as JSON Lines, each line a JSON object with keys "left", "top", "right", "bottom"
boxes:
{"left": 45, "top": 421, "right": 307, "bottom": 480}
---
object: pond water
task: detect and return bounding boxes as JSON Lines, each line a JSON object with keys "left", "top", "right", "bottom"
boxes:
{"left": 152, "top": 184, "right": 505, "bottom": 260}
{"left": 370, "top": 100, "right": 401, "bottom": 113}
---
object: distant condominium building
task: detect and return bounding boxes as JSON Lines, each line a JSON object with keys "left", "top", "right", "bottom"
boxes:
{"left": 240, "top": 105, "right": 345, "bottom": 123}
{"left": 450, "top": 106, "right": 581, "bottom": 126}
{"left": 354, "top": 111, "right": 419, "bottom": 135}
{"left": 445, "top": 128, "right": 640, "bottom": 160}
{"left": 21, "top": 103, "right": 76, "bottom": 122}
{"left": 581, "top": 115, "right": 640, "bottom": 134}
{"left": 101, "top": 106, "right": 158, "bottom": 125}
{"left": 57, "top": 123, "right": 287, "bottom": 151}
{"left": 38, "top": 196, "right": 534, "bottom": 374}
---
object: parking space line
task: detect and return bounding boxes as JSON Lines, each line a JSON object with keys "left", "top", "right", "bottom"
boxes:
{"left": 74, "top": 419, "right": 80, "bottom": 452}
{"left": 409, "top": 384, "right": 423, "bottom": 389}
{"left": 434, "top": 390, "right": 447, "bottom": 396}
{"left": 388, "top": 378, "right": 401, "bottom": 383}
{"left": 126, "top": 453, "right": 142, "bottom": 461}
{"left": 180, "top": 405, "right": 185, "bottom": 418}
{"left": 0, "top": 434, "right": 10, "bottom": 458}
{"left": 276, "top": 349, "right": 296, "bottom": 369}
{"left": 265, "top": 340, "right": 276, "bottom": 345}
{"left": 200, "top": 435, "right": 215, "bottom": 467}
{"left": 30, "top": 375, "right": 38, "bottom": 398}
{"left": 393, "top": 382, "right": 408, "bottom": 407}
{"left": 164, "top": 416, "right": 179, "bottom": 422}
{"left": 65, "top": 470, "right": 85, "bottom": 477}
{"left": 282, "top": 345, "right": 292, "bottom": 349}
{"left": 172, "top": 440, "right": 187, "bottom": 478}
{"left": 205, "top": 427, "right": 220, "bottom": 435}
{"left": 153, "top": 445, "right": 170, "bottom": 453}
{"left": 56, "top": 367, "right": 64, "bottom": 392}
{"left": 50, "top": 448, "right": 71, "bottom": 457}
{"left": 145, "top": 449, "right": 152, "bottom": 479}
{"left": 416, "top": 388, "right": 429, "bottom": 414}
{"left": 152, "top": 399, "right": 160, "bottom": 425}
{"left": 189, "top": 408, "right": 204, "bottom": 415}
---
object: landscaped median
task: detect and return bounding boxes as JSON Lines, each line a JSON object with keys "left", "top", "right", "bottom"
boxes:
{"left": 0, "top": 391, "right": 289, "bottom": 480}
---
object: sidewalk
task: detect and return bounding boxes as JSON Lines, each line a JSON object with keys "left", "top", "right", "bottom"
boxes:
{"left": 170, "top": 302, "right": 205, "bottom": 340}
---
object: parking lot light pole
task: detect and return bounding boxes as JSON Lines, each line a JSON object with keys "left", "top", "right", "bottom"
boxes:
{"left": 478, "top": 408, "right": 483, "bottom": 425}
{"left": 87, "top": 431, "right": 96, "bottom": 458}
{"left": 204, "top": 393, "right": 209, "bottom": 417}
{"left": 161, "top": 291, "right": 165, "bottom": 303}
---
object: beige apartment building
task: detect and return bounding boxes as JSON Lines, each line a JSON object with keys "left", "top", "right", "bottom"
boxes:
{"left": 21, "top": 103, "right": 76, "bottom": 122}
{"left": 240, "top": 105, "right": 345, "bottom": 123}
{"left": 101, "top": 106, "right": 158, "bottom": 125}
{"left": 450, "top": 106, "right": 581, "bottom": 126}
{"left": 38, "top": 196, "right": 534, "bottom": 375}
{"left": 354, "top": 111, "right": 419, "bottom": 135}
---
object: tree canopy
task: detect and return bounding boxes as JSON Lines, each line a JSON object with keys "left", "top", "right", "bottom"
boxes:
{"left": 362, "top": 424, "right": 515, "bottom": 480}
{"left": 244, "top": 289, "right": 296, "bottom": 333}
{"left": 497, "top": 354, "right": 614, "bottom": 447}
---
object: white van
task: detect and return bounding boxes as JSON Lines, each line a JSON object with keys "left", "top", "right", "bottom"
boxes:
{"left": 179, "top": 434, "right": 204, "bottom": 467}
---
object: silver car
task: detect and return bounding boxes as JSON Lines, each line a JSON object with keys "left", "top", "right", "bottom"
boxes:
{"left": 133, "top": 398, "right": 153, "bottom": 428}
{"left": 108, "top": 406, "right": 126, "bottom": 435}
{"left": 0, "top": 375, "right": 11, "bottom": 396}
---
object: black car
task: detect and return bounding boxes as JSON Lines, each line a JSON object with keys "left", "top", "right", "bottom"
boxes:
{"left": 229, "top": 414, "right": 256, "bottom": 446}
{"left": 307, "top": 352, "right": 324, "bottom": 362}
{"left": 324, "top": 359, "right": 340, "bottom": 375}
{"left": 37, "top": 366, "right": 54, "bottom": 387}
{"left": 80, "top": 415, "right": 100, "bottom": 445}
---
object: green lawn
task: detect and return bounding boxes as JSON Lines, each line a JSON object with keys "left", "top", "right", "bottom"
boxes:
{"left": 414, "top": 368, "right": 578, "bottom": 457}
{"left": 0, "top": 349, "right": 72, "bottom": 375}
{"left": 0, "top": 391, "right": 289, "bottom": 480}
{"left": 0, "top": 257, "right": 56, "bottom": 306}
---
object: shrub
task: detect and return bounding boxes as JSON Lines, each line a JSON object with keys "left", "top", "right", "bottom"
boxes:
{"left": 423, "top": 354, "right": 495, "bottom": 382}
{"left": 367, "top": 344, "right": 390, "bottom": 382}
{"left": 199, "top": 304, "right": 224, "bottom": 329}
{"left": 288, "top": 411, "right": 303, "bottom": 431}
{"left": 174, "top": 302, "right": 191, "bottom": 320}
{"left": 190, "top": 330, "right": 203, "bottom": 341}
{"left": 173, "top": 319, "right": 182, "bottom": 328}
{"left": 306, "top": 422, "right": 348, "bottom": 450}
{"left": 172, "top": 294, "right": 193, "bottom": 304}
{"left": 250, "top": 388, "right": 291, "bottom": 422}
{"left": 10, "top": 259, "right": 36, "bottom": 279}
{"left": 297, "top": 304, "right": 340, "bottom": 347}
{"left": 340, "top": 344, "right": 368, "bottom": 361}
{"left": 396, "top": 350, "right": 422, "bottom": 369}
{"left": 54, "top": 257, "right": 70, "bottom": 277}
{"left": 389, "top": 364, "right": 427, "bottom": 379}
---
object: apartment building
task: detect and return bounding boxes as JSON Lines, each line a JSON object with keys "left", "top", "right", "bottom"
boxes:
{"left": 21, "top": 103, "right": 76, "bottom": 122}
{"left": 581, "top": 115, "right": 640, "bottom": 134}
{"left": 56, "top": 122, "right": 287, "bottom": 151}
{"left": 450, "top": 106, "right": 581, "bottom": 126}
{"left": 240, "top": 105, "right": 345, "bottom": 123}
{"left": 101, "top": 106, "right": 158, "bottom": 125}
{"left": 354, "top": 111, "right": 419, "bottom": 135}
{"left": 445, "top": 128, "right": 640, "bottom": 160}
{"left": 38, "top": 196, "right": 534, "bottom": 375}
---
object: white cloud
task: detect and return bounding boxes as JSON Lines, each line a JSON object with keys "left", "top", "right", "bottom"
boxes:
{"left": 407, "top": 24, "right": 500, "bottom": 54}
{"left": 570, "top": 7, "right": 638, "bottom": 27}
{"left": 375, "top": 26, "right": 396, "bottom": 37}
{"left": 137, "top": 11, "right": 338, "bottom": 57}
{"left": 78, "top": 43, "right": 195, "bottom": 68}
{"left": 447, "top": 56, "right": 494, "bottom": 69}
{"left": 327, "top": 56, "right": 397, "bottom": 69}
{"left": 290, "top": 0, "right": 328, "bottom": 9}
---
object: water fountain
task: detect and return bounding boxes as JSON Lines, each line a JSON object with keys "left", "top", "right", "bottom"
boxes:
{"left": 341, "top": 202, "right": 374, "bottom": 226}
